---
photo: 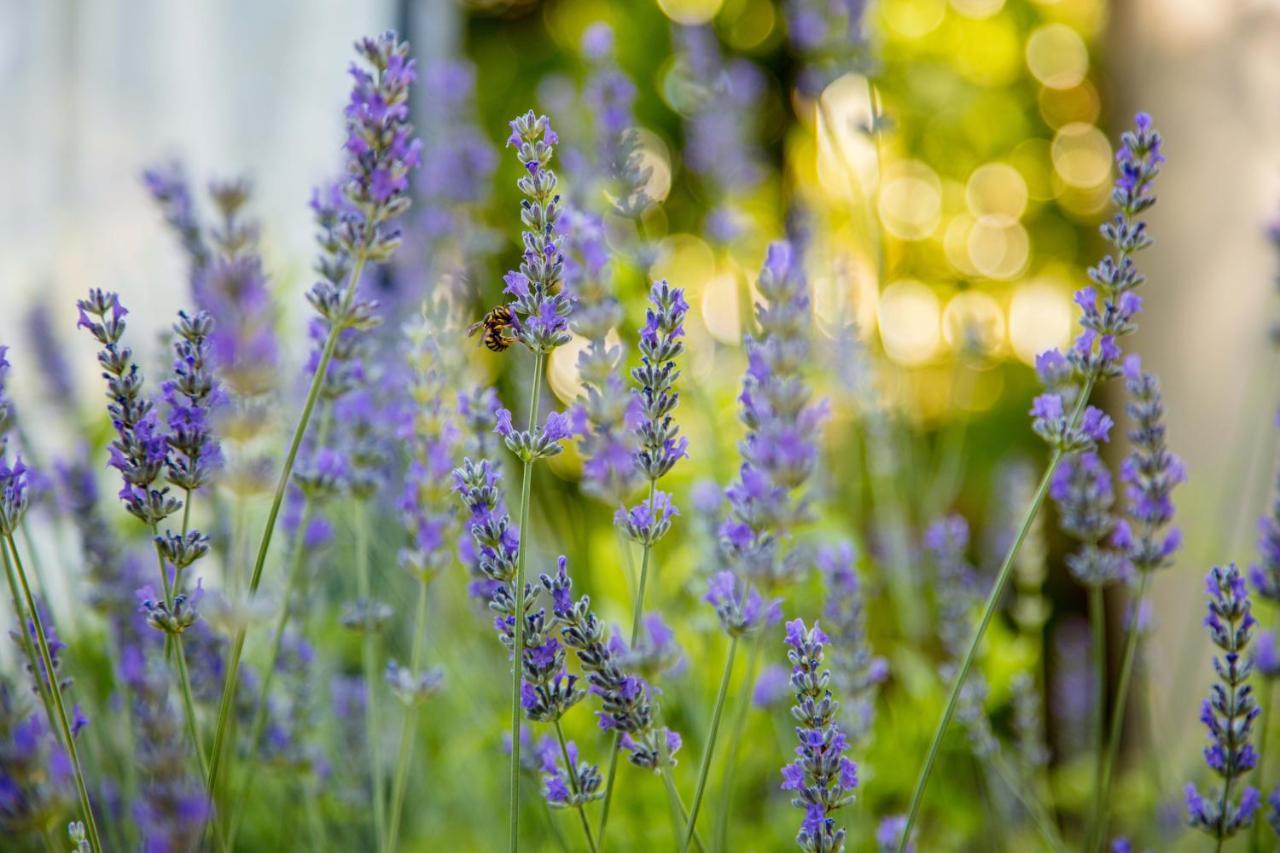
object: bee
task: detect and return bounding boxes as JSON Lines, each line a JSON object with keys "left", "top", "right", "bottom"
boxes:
{"left": 467, "top": 305, "right": 515, "bottom": 353}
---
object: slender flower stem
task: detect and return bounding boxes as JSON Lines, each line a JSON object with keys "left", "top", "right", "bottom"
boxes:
{"left": 355, "top": 502, "right": 387, "bottom": 853}
{"left": 1090, "top": 573, "right": 1151, "bottom": 852}
{"left": 900, "top": 374, "right": 1099, "bottom": 851}
{"left": 682, "top": 635, "right": 738, "bottom": 852}
{"left": 3, "top": 535, "right": 102, "bottom": 853}
{"left": 553, "top": 719, "right": 599, "bottom": 853}
{"left": 597, "top": 479, "right": 659, "bottom": 845}
{"left": 206, "top": 252, "right": 367, "bottom": 806}
{"left": 385, "top": 571, "right": 431, "bottom": 853}
{"left": 713, "top": 630, "right": 765, "bottom": 851}
{"left": 1086, "top": 584, "right": 1107, "bottom": 842}
{"left": 659, "top": 763, "right": 707, "bottom": 853}
{"left": 148, "top": 528, "right": 209, "bottom": 782}
{"left": 1, "top": 540, "right": 57, "bottom": 739}
{"left": 510, "top": 351, "right": 546, "bottom": 853}
{"left": 1253, "top": 680, "right": 1275, "bottom": 852}
{"left": 1216, "top": 776, "right": 1233, "bottom": 853}
{"left": 224, "top": 502, "right": 315, "bottom": 849}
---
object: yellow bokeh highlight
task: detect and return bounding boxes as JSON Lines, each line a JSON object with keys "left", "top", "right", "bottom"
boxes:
{"left": 724, "top": 0, "right": 775, "bottom": 50}
{"left": 548, "top": 333, "right": 590, "bottom": 405}
{"left": 1051, "top": 122, "right": 1112, "bottom": 189}
{"left": 1038, "top": 80, "right": 1101, "bottom": 129}
{"left": 951, "top": 17, "right": 1023, "bottom": 87}
{"left": 815, "top": 74, "right": 880, "bottom": 201}
{"left": 878, "top": 279, "right": 942, "bottom": 366}
{"left": 634, "top": 129, "right": 672, "bottom": 204}
{"left": 968, "top": 218, "right": 1029, "bottom": 280}
{"left": 950, "top": 0, "right": 1006, "bottom": 19}
{"left": 882, "top": 0, "right": 947, "bottom": 38}
{"left": 965, "top": 163, "right": 1028, "bottom": 220}
{"left": 1008, "top": 277, "right": 1074, "bottom": 364}
{"left": 943, "top": 290, "right": 1006, "bottom": 355}
{"left": 650, "top": 233, "right": 716, "bottom": 292}
{"left": 878, "top": 161, "right": 942, "bottom": 241}
{"left": 656, "top": 0, "right": 724, "bottom": 25}
{"left": 702, "top": 269, "right": 745, "bottom": 345}
{"left": 1026, "top": 24, "right": 1089, "bottom": 90}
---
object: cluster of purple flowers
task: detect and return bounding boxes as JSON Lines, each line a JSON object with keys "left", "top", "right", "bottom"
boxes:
{"left": 340, "top": 31, "right": 422, "bottom": 263}
{"left": 1112, "top": 356, "right": 1184, "bottom": 573}
{"left": 673, "top": 26, "right": 765, "bottom": 242}
{"left": 816, "top": 542, "right": 886, "bottom": 743}
{"left": 1031, "top": 114, "right": 1163, "bottom": 451}
{"left": 781, "top": 619, "right": 858, "bottom": 852}
{"left": 580, "top": 24, "right": 650, "bottom": 219}
{"left": 1050, "top": 451, "right": 1127, "bottom": 586}
{"left": 0, "top": 681, "right": 72, "bottom": 834}
{"left": 1186, "top": 564, "right": 1261, "bottom": 840}
{"left": 543, "top": 559, "right": 681, "bottom": 770}
{"left": 715, "top": 241, "right": 825, "bottom": 613}
{"left": 503, "top": 112, "right": 573, "bottom": 354}
{"left": 786, "top": 0, "right": 872, "bottom": 96}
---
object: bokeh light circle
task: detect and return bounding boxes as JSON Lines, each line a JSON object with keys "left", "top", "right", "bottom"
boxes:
{"left": 878, "top": 161, "right": 942, "bottom": 241}
{"left": 1026, "top": 24, "right": 1089, "bottom": 90}
{"left": 878, "top": 279, "right": 941, "bottom": 366}
{"left": 1008, "top": 278, "right": 1074, "bottom": 364}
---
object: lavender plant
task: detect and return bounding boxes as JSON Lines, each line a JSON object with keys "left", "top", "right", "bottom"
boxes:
{"left": 204, "top": 30, "right": 420, "bottom": 820}
{"left": 899, "top": 114, "right": 1168, "bottom": 850}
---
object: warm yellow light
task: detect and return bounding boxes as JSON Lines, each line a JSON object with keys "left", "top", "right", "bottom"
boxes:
{"left": 878, "top": 279, "right": 941, "bottom": 366}
{"left": 1026, "top": 24, "right": 1089, "bottom": 90}
{"left": 811, "top": 240, "right": 879, "bottom": 339}
{"left": 967, "top": 218, "right": 1029, "bottom": 280}
{"left": 943, "top": 291, "right": 1006, "bottom": 355}
{"left": 656, "top": 0, "right": 725, "bottom": 25}
{"left": 815, "top": 74, "right": 879, "bottom": 201}
{"left": 701, "top": 270, "right": 744, "bottom": 345}
{"left": 965, "top": 163, "right": 1028, "bottom": 220}
{"left": 882, "top": 0, "right": 947, "bottom": 38}
{"left": 878, "top": 161, "right": 942, "bottom": 241}
{"left": 724, "top": 0, "right": 775, "bottom": 50}
{"left": 1008, "top": 278, "right": 1073, "bottom": 364}
{"left": 548, "top": 333, "right": 590, "bottom": 405}
{"left": 944, "top": 215, "right": 978, "bottom": 276}
{"left": 950, "top": 0, "right": 1005, "bottom": 19}
{"left": 1051, "top": 122, "right": 1112, "bottom": 189}
{"left": 649, "top": 234, "right": 716, "bottom": 293}
{"left": 624, "top": 128, "right": 671, "bottom": 205}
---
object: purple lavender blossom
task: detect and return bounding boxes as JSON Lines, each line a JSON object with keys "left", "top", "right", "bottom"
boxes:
{"left": 142, "top": 161, "right": 210, "bottom": 291}
{"left": 718, "top": 241, "right": 826, "bottom": 598}
{"left": 163, "top": 310, "right": 223, "bottom": 494}
{"left": 781, "top": 619, "right": 858, "bottom": 852}
{"left": 752, "top": 665, "right": 791, "bottom": 708}
{"left": 341, "top": 31, "right": 422, "bottom": 262}
{"left": 1186, "top": 564, "right": 1261, "bottom": 841}
{"left": 1111, "top": 355, "right": 1184, "bottom": 574}
{"left": 0, "top": 682, "right": 74, "bottom": 834}
{"left": 24, "top": 302, "right": 76, "bottom": 406}
{"left": 495, "top": 406, "right": 573, "bottom": 462}
{"left": 580, "top": 24, "right": 650, "bottom": 219}
{"left": 1032, "top": 115, "right": 1164, "bottom": 452}
{"left": 503, "top": 111, "right": 572, "bottom": 354}
{"left": 705, "top": 570, "right": 782, "bottom": 638}
{"left": 816, "top": 542, "right": 886, "bottom": 742}
{"left": 542, "top": 559, "right": 680, "bottom": 771}
{"left": 1049, "top": 450, "right": 1128, "bottom": 586}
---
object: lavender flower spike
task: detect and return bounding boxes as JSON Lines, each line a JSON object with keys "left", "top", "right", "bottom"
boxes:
{"left": 503, "top": 111, "right": 572, "bottom": 354}
{"left": 781, "top": 619, "right": 858, "bottom": 852}
{"left": 1186, "top": 564, "right": 1261, "bottom": 841}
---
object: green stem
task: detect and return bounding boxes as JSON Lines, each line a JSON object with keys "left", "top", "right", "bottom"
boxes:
{"left": 509, "top": 351, "right": 546, "bottom": 853}
{"left": 682, "top": 635, "right": 738, "bottom": 852}
{"left": 225, "top": 502, "right": 315, "bottom": 849}
{"left": 1086, "top": 583, "right": 1106, "bottom": 841}
{"left": 2, "top": 540, "right": 57, "bottom": 741}
{"left": 3, "top": 535, "right": 103, "bottom": 853}
{"left": 385, "top": 573, "right": 431, "bottom": 853}
{"left": 659, "top": 764, "right": 707, "bottom": 853}
{"left": 1253, "top": 680, "right": 1275, "bottom": 852}
{"left": 597, "top": 480, "right": 659, "bottom": 846}
{"left": 205, "top": 253, "right": 366, "bottom": 808}
{"left": 355, "top": 502, "right": 387, "bottom": 853}
{"left": 1090, "top": 573, "right": 1151, "bottom": 853}
{"left": 553, "top": 719, "right": 598, "bottom": 853}
{"left": 898, "top": 447, "right": 1064, "bottom": 850}
{"left": 713, "top": 631, "right": 764, "bottom": 851}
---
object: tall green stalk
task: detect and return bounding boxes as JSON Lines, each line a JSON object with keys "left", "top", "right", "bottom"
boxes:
{"left": 682, "top": 635, "right": 738, "bottom": 852}
{"left": 509, "top": 351, "right": 546, "bottom": 853}
{"left": 553, "top": 719, "right": 598, "bottom": 852}
{"left": 354, "top": 502, "right": 387, "bottom": 852}
{"left": 899, "top": 373, "right": 1098, "bottom": 850}
{"left": 3, "top": 535, "right": 103, "bottom": 853}
{"left": 1086, "top": 584, "right": 1107, "bottom": 841}
{"left": 1253, "top": 680, "right": 1276, "bottom": 852}
{"left": 1089, "top": 573, "right": 1151, "bottom": 852}
{"left": 205, "top": 253, "right": 367, "bottom": 805}
{"left": 385, "top": 574, "right": 430, "bottom": 852}
{"left": 712, "top": 631, "right": 765, "bottom": 850}
{"left": 597, "top": 479, "right": 658, "bottom": 845}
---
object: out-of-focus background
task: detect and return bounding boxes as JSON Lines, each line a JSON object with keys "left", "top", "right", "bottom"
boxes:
{"left": 2, "top": 0, "right": 1280, "bottom": 848}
